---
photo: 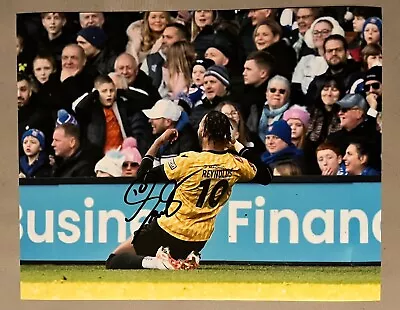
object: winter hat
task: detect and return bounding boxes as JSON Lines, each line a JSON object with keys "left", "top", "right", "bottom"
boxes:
{"left": 193, "top": 58, "right": 215, "bottom": 71}
{"left": 143, "top": 99, "right": 182, "bottom": 122}
{"left": 94, "top": 149, "right": 126, "bottom": 177}
{"left": 77, "top": 26, "right": 108, "bottom": 49}
{"left": 304, "top": 16, "right": 345, "bottom": 49}
{"left": 206, "top": 32, "right": 234, "bottom": 60}
{"left": 120, "top": 137, "right": 142, "bottom": 164}
{"left": 266, "top": 120, "right": 292, "bottom": 146}
{"left": 365, "top": 65, "right": 382, "bottom": 83}
{"left": 56, "top": 109, "right": 78, "bottom": 127}
{"left": 21, "top": 128, "right": 45, "bottom": 149}
{"left": 362, "top": 17, "right": 382, "bottom": 40}
{"left": 204, "top": 65, "right": 230, "bottom": 87}
{"left": 283, "top": 105, "right": 311, "bottom": 127}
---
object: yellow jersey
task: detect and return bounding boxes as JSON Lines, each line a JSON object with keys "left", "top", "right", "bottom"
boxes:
{"left": 158, "top": 150, "right": 257, "bottom": 242}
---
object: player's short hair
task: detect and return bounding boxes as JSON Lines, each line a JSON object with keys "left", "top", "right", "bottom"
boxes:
{"left": 202, "top": 110, "right": 232, "bottom": 145}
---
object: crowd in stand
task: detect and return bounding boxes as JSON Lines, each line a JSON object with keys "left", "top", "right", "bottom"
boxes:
{"left": 16, "top": 7, "right": 383, "bottom": 179}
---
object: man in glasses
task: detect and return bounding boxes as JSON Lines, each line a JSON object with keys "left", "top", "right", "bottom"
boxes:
{"left": 364, "top": 65, "right": 382, "bottom": 114}
{"left": 326, "top": 93, "right": 381, "bottom": 172}
{"left": 305, "top": 34, "right": 363, "bottom": 107}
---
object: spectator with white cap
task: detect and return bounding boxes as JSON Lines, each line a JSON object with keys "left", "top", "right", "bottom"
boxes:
{"left": 143, "top": 99, "right": 200, "bottom": 166}
{"left": 94, "top": 149, "right": 126, "bottom": 177}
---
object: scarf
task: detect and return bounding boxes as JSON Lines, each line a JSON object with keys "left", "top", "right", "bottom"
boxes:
{"left": 258, "top": 102, "right": 290, "bottom": 142}
{"left": 260, "top": 144, "right": 303, "bottom": 165}
{"left": 19, "top": 152, "right": 48, "bottom": 178}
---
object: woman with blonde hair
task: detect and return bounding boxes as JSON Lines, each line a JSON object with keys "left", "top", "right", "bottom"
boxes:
{"left": 163, "top": 40, "right": 196, "bottom": 99}
{"left": 125, "top": 11, "right": 172, "bottom": 65}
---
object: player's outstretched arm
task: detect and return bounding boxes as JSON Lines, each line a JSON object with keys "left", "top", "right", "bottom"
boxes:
{"left": 234, "top": 140, "right": 273, "bottom": 185}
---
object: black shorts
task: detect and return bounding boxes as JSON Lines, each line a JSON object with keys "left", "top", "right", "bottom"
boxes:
{"left": 132, "top": 219, "right": 207, "bottom": 260}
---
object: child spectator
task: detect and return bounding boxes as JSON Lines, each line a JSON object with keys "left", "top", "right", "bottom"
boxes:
{"left": 315, "top": 142, "right": 345, "bottom": 176}
{"left": 283, "top": 104, "right": 310, "bottom": 149}
{"left": 32, "top": 54, "right": 57, "bottom": 85}
{"left": 94, "top": 149, "right": 126, "bottom": 177}
{"left": 19, "top": 129, "right": 51, "bottom": 178}
{"left": 362, "top": 17, "right": 382, "bottom": 46}
{"left": 188, "top": 58, "right": 215, "bottom": 105}
{"left": 120, "top": 137, "right": 143, "bottom": 178}
{"left": 72, "top": 74, "right": 154, "bottom": 163}
{"left": 273, "top": 160, "right": 302, "bottom": 176}
{"left": 260, "top": 119, "right": 303, "bottom": 170}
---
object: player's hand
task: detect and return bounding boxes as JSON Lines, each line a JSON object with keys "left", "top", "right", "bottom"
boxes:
{"left": 19, "top": 172, "right": 26, "bottom": 178}
{"left": 156, "top": 128, "right": 179, "bottom": 145}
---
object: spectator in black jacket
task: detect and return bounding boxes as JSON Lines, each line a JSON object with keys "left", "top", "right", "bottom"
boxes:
{"left": 17, "top": 73, "right": 53, "bottom": 156}
{"left": 114, "top": 52, "right": 161, "bottom": 105}
{"left": 76, "top": 26, "right": 117, "bottom": 76}
{"left": 59, "top": 43, "right": 98, "bottom": 113}
{"left": 189, "top": 65, "right": 234, "bottom": 132}
{"left": 143, "top": 99, "right": 200, "bottom": 166}
{"left": 72, "top": 75, "right": 153, "bottom": 163}
{"left": 240, "top": 50, "right": 275, "bottom": 132}
{"left": 326, "top": 93, "right": 381, "bottom": 172}
{"left": 36, "top": 13, "right": 75, "bottom": 71}
{"left": 305, "top": 34, "right": 363, "bottom": 108}
{"left": 51, "top": 123, "right": 95, "bottom": 177}
{"left": 252, "top": 19, "right": 297, "bottom": 81}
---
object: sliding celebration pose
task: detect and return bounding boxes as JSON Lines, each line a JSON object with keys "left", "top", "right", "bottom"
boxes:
{"left": 106, "top": 111, "right": 273, "bottom": 270}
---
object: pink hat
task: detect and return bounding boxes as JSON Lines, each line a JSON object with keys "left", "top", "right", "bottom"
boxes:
{"left": 283, "top": 105, "right": 310, "bottom": 127}
{"left": 120, "top": 137, "right": 142, "bottom": 164}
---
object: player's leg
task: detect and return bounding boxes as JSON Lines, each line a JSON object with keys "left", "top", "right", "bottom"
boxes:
{"left": 106, "top": 219, "right": 181, "bottom": 270}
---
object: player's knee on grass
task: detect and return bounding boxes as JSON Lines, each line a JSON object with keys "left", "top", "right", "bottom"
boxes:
{"left": 105, "top": 252, "right": 144, "bottom": 269}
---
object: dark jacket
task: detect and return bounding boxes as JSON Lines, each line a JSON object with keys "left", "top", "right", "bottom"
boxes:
{"left": 73, "top": 89, "right": 153, "bottom": 162}
{"left": 19, "top": 152, "right": 52, "bottom": 178}
{"left": 52, "top": 149, "right": 95, "bottom": 178}
{"left": 86, "top": 47, "right": 118, "bottom": 76}
{"left": 326, "top": 116, "right": 382, "bottom": 171}
{"left": 189, "top": 94, "right": 233, "bottom": 132}
{"left": 131, "top": 69, "right": 161, "bottom": 106}
{"left": 262, "top": 40, "right": 297, "bottom": 81}
{"left": 36, "top": 31, "right": 76, "bottom": 71}
{"left": 286, "top": 28, "right": 315, "bottom": 61}
{"left": 145, "top": 52, "right": 165, "bottom": 89}
{"left": 305, "top": 60, "right": 363, "bottom": 109}
{"left": 18, "top": 94, "right": 54, "bottom": 156}
{"left": 59, "top": 66, "right": 98, "bottom": 114}
{"left": 260, "top": 144, "right": 305, "bottom": 173}
{"left": 156, "top": 111, "right": 200, "bottom": 164}
{"left": 239, "top": 79, "right": 269, "bottom": 132}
